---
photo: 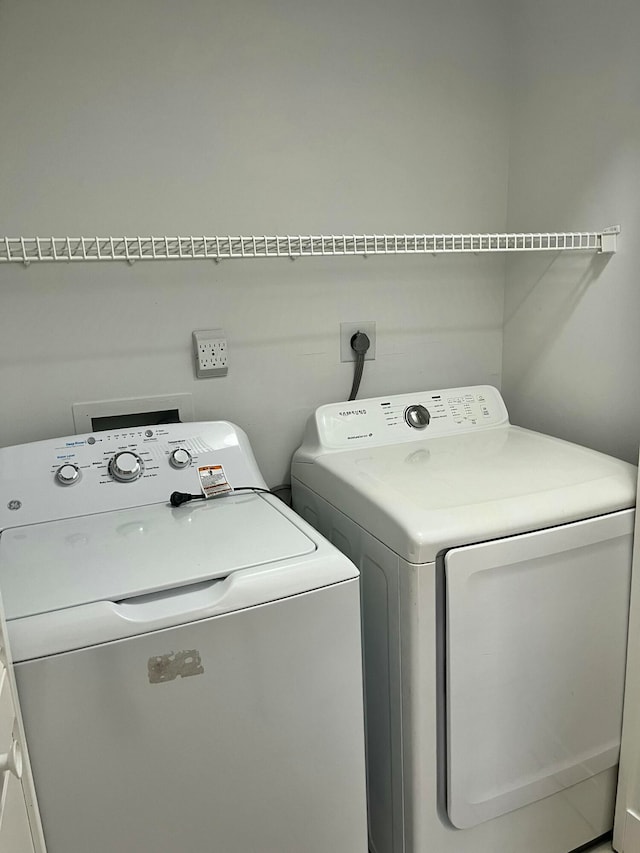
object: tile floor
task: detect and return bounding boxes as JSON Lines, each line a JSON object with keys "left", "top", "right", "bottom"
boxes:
{"left": 586, "top": 842, "right": 613, "bottom": 852}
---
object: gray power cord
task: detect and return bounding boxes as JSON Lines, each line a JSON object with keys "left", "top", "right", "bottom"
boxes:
{"left": 348, "top": 331, "right": 371, "bottom": 401}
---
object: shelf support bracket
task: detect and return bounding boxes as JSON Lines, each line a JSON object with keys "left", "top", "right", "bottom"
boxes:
{"left": 600, "top": 225, "right": 621, "bottom": 254}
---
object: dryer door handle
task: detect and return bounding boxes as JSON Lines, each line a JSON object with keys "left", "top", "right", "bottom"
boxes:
{"left": 0, "top": 737, "right": 23, "bottom": 780}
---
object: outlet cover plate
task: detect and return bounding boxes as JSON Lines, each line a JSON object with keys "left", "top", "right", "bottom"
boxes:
{"left": 340, "top": 321, "right": 376, "bottom": 362}
{"left": 193, "top": 329, "right": 229, "bottom": 378}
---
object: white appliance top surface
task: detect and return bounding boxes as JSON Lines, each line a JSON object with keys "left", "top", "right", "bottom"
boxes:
{"left": 293, "top": 386, "right": 637, "bottom": 562}
{"left": 0, "top": 494, "right": 317, "bottom": 621}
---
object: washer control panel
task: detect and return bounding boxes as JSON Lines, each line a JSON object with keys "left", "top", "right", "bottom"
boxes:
{"left": 308, "top": 385, "right": 509, "bottom": 451}
{"left": 0, "top": 422, "right": 266, "bottom": 528}
{"left": 46, "top": 426, "right": 197, "bottom": 489}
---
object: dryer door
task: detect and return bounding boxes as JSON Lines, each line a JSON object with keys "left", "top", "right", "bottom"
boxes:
{"left": 445, "top": 509, "right": 634, "bottom": 830}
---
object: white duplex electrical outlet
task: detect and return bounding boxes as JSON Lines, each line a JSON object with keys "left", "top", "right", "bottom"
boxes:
{"left": 340, "top": 321, "right": 376, "bottom": 362}
{"left": 193, "top": 329, "right": 229, "bottom": 378}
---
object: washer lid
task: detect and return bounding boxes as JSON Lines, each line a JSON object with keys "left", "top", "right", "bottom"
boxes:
{"left": 293, "top": 426, "right": 637, "bottom": 563}
{"left": 0, "top": 495, "right": 317, "bottom": 620}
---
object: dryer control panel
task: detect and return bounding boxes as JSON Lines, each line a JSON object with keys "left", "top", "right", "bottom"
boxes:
{"left": 300, "top": 385, "right": 509, "bottom": 454}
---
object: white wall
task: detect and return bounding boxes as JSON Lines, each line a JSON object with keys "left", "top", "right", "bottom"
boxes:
{"left": 0, "top": 0, "right": 509, "bottom": 485}
{"left": 614, "top": 454, "right": 640, "bottom": 851}
{"left": 502, "top": 0, "right": 640, "bottom": 464}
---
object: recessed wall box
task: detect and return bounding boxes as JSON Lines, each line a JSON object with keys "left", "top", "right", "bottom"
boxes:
{"left": 72, "top": 393, "right": 194, "bottom": 434}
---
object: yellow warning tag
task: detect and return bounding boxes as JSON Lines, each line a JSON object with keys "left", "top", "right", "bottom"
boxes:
{"left": 197, "top": 464, "right": 232, "bottom": 498}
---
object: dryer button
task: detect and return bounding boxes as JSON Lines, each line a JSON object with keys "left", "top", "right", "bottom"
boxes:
{"left": 404, "top": 405, "right": 431, "bottom": 430}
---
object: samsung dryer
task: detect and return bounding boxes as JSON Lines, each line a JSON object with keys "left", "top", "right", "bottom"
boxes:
{"left": 291, "top": 385, "right": 637, "bottom": 853}
{"left": 0, "top": 421, "right": 368, "bottom": 853}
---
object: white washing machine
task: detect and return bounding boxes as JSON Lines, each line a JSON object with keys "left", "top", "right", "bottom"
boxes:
{"left": 291, "top": 385, "right": 637, "bottom": 853}
{"left": 0, "top": 421, "right": 368, "bottom": 853}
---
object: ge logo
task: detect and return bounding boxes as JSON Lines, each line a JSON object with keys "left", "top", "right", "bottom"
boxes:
{"left": 7, "top": 500, "right": 22, "bottom": 511}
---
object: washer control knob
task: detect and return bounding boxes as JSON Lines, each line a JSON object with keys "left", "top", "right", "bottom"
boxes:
{"left": 169, "top": 448, "right": 192, "bottom": 469}
{"left": 109, "top": 452, "right": 144, "bottom": 483}
{"left": 55, "top": 463, "right": 81, "bottom": 486}
{"left": 404, "top": 404, "right": 431, "bottom": 430}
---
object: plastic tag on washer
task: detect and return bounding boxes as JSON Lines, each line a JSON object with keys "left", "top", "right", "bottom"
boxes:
{"left": 198, "top": 464, "right": 233, "bottom": 498}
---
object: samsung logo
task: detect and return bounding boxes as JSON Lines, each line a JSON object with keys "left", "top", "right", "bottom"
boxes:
{"left": 338, "top": 408, "right": 367, "bottom": 417}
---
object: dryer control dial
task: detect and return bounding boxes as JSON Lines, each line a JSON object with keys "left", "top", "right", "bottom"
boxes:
{"left": 55, "top": 463, "right": 81, "bottom": 486}
{"left": 109, "top": 452, "right": 144, "bottom": 483}
{"left": 169, "top": 448, "right": 192, "bottom": 469}
{"left": 404, "top": 404, "right": 431, "bottom": 430}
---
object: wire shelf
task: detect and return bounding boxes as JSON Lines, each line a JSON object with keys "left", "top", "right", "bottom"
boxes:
{"left": 0, "top": 228, "right": 619, "bottom": 264}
